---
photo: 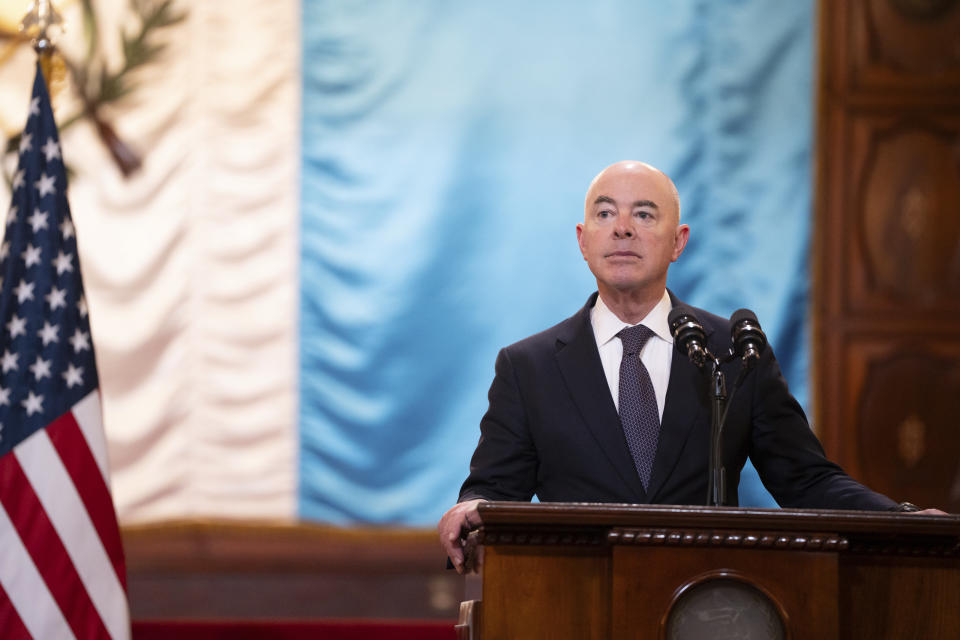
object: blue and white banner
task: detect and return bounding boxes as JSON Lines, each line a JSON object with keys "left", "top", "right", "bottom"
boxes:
{"left": 0, "top": 0, "right": 812, "bottom": 525}
{"left": 299, "top": 1, "right": 811, "bottom": 523}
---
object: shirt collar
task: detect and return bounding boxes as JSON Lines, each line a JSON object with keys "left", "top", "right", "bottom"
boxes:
{"left": 591, "top": 289, "right": 675, "bottom": 347}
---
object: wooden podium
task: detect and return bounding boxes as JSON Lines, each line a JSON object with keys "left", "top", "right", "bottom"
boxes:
{"left": 455, "top": 502, "right": 960, "bottom": 640}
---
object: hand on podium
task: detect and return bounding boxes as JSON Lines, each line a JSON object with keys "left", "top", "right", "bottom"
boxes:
{"left": 438, "top": 498, "right": 486, "bottom": 574}
{"left": 893, "top": 502, "right": 948, "bottom": 515}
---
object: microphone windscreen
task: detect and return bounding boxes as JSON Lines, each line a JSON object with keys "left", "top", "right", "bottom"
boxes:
{"left": 670, "top": 305, "right": 708, "bottom": 367}
{"left": 729, "top": 308, "right": 767, "bottom": 362}
{"left": 668, "top": 304, "right": 695, "bottom": 330}
{"left": 730, "top": 308, "right": 758, "bottom": 326}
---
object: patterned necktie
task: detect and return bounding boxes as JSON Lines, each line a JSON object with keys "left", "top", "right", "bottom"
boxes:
{"left": 617, "top": 324, "right": 661, "bottom": 490}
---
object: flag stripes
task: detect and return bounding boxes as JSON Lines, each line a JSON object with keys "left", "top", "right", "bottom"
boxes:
{"left": 47, "top": 406, "right": 127, "bottom": 589}
{"left": 0, "top": 449, "right": 108, "bottom": 639}
{"left": 71, "top": 392, "right": 110, "bottom": 482}
{"left": 0, "top": 64, "right": 129, "bottom": 640}
{"left": 0, "top": 520, "right": 61, "bottom": 640}
{"left": 0, "top": 580, "right": 31, "bottom": 640}
{"left": 13, "top": 421, "right": 128, "bottom": 639}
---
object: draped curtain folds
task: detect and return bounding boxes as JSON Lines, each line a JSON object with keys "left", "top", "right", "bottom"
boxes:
{"left": 62, "top": 0, "right": 300, "bottom": 522}
{"left": 300, "top": 0, "right": 812, "bottom": 524}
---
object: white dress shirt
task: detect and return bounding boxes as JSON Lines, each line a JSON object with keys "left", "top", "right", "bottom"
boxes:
{"left": 590, "top": 290, "right": 674, "bottom": 420}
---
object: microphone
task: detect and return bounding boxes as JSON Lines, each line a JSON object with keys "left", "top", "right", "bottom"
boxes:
{"left": 729, "top": 308, "right": 766, "bottom": 366}
{"left": 668, "top": 305, "right": 708, "bottom": 368}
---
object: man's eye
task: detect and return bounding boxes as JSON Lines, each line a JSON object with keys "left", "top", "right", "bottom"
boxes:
{"left": 598, "top": 210, "right": 613, "bottom": 218}
{"left": 635, "top": 210, "right": 652, "bottom": 220}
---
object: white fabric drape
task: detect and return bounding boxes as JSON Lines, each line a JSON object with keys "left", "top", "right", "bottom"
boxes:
{"left": 16, "top": 0, "right": 301, "bottom": 523}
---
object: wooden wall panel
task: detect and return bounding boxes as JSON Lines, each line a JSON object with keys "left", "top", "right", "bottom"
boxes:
{"left": 814, "top": 0, "right": 960, "bottom": 512}
{"left": 841, "top": 340, "right": 960, "bottom": 511}
{"left": 853, "top": 118, "right": 960, "bottom": 310}
{"left": 840, "top": 0, "right": 960, "bottom": 91}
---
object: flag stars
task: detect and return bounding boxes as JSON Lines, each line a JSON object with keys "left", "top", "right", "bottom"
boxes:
{"left": 54, "top": 251, "right": 73, "bottom": 275}
{"left": 27, "top": 209, "right": 48, "bottom": 232}
{"left": 34, "top": 173, "right": 56, "bottom": 198}
{"left": 22, "top": 244, "right": 42, "bottom": 268}
{"left": 62, "top": 364, "right": 84, "bottom": 388}
{"left": 1, "top": 350, "right": 18, "bottom": 373}
{"left": 22, "top": 391, "right": 43, "bottom": 416}
{"left": 8, "top": 80, "right": 97, "bottom": 425}
{"left": 38, "top": 322, "right": 59, "bottom": 346}
{"left": 6, "top": 315, "right": 26, "bottom": 338}
{"left": 14, "top": 280, "right": 34, "bottom": 303}
{"left": 70, "top": 329, "right": 91, "bottom": 353}
{"left": 46, "top": 287, "right": 67, "bottom": 310}
{"left": 42, "top": 137, "right": 61, "bottom": 162}
{"left": 29, "top": 356, "right": 51, "bottom": 381}
{"left": 19, "top": 132, "right": 32, "bottom": 155}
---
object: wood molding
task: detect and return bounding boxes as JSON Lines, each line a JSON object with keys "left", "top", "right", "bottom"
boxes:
{"left": 607, "top": 528, "right": 849, "bottom": 552}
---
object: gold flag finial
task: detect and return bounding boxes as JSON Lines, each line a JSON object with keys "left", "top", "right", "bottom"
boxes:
{"left": 19, "top": 1, "right": 63, "bottom": 88}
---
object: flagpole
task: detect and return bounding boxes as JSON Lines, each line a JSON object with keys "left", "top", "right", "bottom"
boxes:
{"left": 1, "top": 6, "right": 131, "bottom": 637}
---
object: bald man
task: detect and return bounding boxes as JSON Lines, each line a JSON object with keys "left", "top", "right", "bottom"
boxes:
{"left": 438, "top": 162, "right": 931, "bottom": 573}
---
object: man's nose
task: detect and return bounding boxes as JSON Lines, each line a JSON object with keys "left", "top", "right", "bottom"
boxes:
{"left": 613, "top": 214, "right": 633, "bottom": 238}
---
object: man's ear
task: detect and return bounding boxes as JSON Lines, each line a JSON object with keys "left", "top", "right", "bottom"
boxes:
{"left": 576, "top": 223, "right": 587, "bottom": 260}
{"left": 671, "top": 224, "right": 690, "bottom": 262}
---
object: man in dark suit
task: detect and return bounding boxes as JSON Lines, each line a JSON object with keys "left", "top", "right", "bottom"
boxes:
{"left": 438, "top": 161, "right": 939, "bottom": 573}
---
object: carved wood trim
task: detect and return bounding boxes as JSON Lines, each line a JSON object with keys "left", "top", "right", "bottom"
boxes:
{"left": 476, "top": 528, "right": 608, "bottom": 547}
{"left": 476, "top": 501, "right": 960, "bottom": 538}
{"left": 853, "top": 119, "right": 960, "bottom": 308}
{"left": 607, "top": 528, "right": 849, "bottom": 552}
{"left": 477, "top": 525, "right": 960, "bottom": 558}
{"left": 829, "top": 114, "right": 960, "bottom": 315}
{"left": 474, "top": 502, "right": 960, "bottom": 562}
{"left": 839, "top": 339, "right": 960, "bottom": 510}
{"left": 844, "top": 0, "right": 960, "bottom": 92}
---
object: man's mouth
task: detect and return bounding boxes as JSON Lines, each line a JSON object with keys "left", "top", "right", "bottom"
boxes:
{"left": 606, "top": 251, "right": 641, "bottom": 258}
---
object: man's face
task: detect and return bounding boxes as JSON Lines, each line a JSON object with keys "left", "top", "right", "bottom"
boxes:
{"left": 576, "top": 163, "right": 689, "bottom": 296}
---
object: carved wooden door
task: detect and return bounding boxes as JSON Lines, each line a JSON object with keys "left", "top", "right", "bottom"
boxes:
{"left": 814, "top": 0, "right": 960, "bottom": 511}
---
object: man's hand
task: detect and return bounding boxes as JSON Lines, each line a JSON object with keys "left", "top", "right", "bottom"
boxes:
{"left": 912, "top": 508, "right": 949, "bottom": 515}
{"left": 437, "top": 499, "right": 486, "bottom": 574}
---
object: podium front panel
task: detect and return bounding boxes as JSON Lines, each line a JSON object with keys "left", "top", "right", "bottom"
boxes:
{"left": 612, "top": 545, "right": 838, "bottom": 639}
{"left": 482, "top": 544, "right": 611, "bottom": 640}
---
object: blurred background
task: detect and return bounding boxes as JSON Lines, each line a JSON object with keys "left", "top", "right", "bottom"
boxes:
{"left": 0, "top": 0, "right": 957, "bottom": 629}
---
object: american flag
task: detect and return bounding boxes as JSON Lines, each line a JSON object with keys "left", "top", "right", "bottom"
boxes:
{"left": 0, "top": 64, "right": 130, "bottom": 639}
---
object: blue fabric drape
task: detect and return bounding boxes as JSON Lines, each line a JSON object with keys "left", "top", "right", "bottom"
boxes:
{"left": 300, "top": 0, "right": 812, "bottom": 524}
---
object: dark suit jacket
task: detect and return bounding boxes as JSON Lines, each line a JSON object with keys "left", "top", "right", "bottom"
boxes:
{"left": 459, "top": 292, "right": 897, "bottom": 510}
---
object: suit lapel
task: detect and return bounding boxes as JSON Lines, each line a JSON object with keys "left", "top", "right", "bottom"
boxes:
{"left": 555, "top": 295, "right": 647, "bottom": 502}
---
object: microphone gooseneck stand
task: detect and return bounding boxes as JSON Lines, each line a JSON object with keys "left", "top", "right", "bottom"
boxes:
{"left": 708, "top": 357, "right": 727, "bottom": 507}
{"left": 706, "top": 356, "right": 753, "bottom": 506}
{"left": 669, "top": 306, "right": 766, "bottom": 507}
